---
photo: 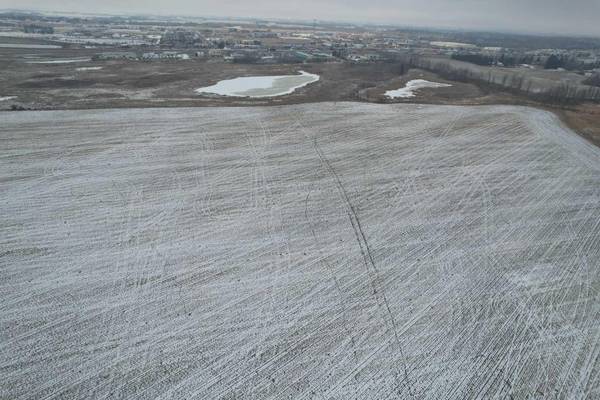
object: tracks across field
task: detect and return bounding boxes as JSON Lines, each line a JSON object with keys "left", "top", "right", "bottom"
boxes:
{"left": 1, "top": 103, "right": 600, "bottom": 399}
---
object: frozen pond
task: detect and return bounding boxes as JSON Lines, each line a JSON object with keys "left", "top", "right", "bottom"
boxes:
{"left": 196, "top": 70, "right": 319, "bottom": 97}
{"left": 385, "top": 79, "right": 452, "bottom": 98}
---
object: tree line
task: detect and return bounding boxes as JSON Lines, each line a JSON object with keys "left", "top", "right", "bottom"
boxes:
{"left": 451, "top": 52, "right": 600, "bottom": 71}
{"left": 396, "top": 56, "right": 600, "bottom": 105}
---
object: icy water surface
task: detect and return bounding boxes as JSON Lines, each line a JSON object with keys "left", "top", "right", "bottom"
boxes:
{"left": 196, "top": 70, "right": 319, "bottom": 97}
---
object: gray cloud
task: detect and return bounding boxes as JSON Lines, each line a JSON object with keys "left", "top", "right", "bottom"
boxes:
{"left": 2, "top": 0, "right": 599, "bottom": 36}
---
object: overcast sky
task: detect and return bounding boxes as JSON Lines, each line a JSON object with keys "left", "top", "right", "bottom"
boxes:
{"left": 2, "top": 0, "right": 600, "bottom": 36}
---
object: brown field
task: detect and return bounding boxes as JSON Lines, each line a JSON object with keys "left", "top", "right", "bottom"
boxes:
{"left": 556, "top": 104, "right": 600, "bottom": 147}
{"left": 2, "top": 45, "right": 600, "bottom": 147}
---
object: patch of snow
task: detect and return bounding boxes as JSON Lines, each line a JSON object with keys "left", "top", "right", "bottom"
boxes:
{"left": 0, "top": 43, "right": 62, "bottom": 49}
{"left": 26, "top": 58, "right": 91, "bottom": 64}
{"left": 430, "top": 41, "right": 477, "bottom": 48}
{"left": 196, "top": 71, "right": 319, "bottom": 98}
{"left": 0, "top": 96, "right": 17, "bottom": 102}
{"left": 385, "top": 79, "right": 452, "bottom": 98}
{"left": 76, "top": 66, "right": 103, "bottom": 71}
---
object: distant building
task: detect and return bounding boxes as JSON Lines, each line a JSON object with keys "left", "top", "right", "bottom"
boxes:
{"left": 252, "top": 31, "right": 278, "bottom": 39}
{"left": 23, "top": 25, "right": 54, "bottom": 34}
{"left": 161, "top": 30, "right": 204, "bottom": 47}
{"left": 275, "top": 50, "right": 310, "bottom": 63}
{"left": 259, "top": 55, "right": 276, "bottom": 63}
{"left": 141, "top": 52, "right": 160, "bottom": 60}
{"left": 93, "top": 52, "right": 138, "bottom": 61}
{"left": 141, "top": 52, "right": 190, "bottom": 61}
{"left": 208, "top": 49, "right": 228, "bottom": 57}
{"left": 308, "top": 52, "right": 335, "bottom": 62}
{"left": 430, "top": 41, "right": 477, "bottom": 50}
{"left": 347, "top": 53, "right": 381, "bottom": 63}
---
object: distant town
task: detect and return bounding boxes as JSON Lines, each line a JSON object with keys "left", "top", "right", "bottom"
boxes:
{"left": 2, "top": 10, "right": 600, "bottom": 112}
{"left": 3, "top": 10, "right": 600, "bottom": 71}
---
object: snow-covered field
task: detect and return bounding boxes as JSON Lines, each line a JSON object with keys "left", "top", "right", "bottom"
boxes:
{"left": 0, "top": 32, "right": 150, "bottom": 46}
{"left": 196, "top": 70, "right": 319, "bottom": 97}
{"left": 385, "top": 79, "right": 452, "bottom": 98}
{"left": 0, "top": 43, "right": 62, "bottom": 49}
{"left": 25, "top": 58, "right": 91, "bottom": 64}
{"left": 430, "top": 41, "right": 477, "bottom": 49}
{"left": 2, "top": 103, "right": 600, "bottom": 399}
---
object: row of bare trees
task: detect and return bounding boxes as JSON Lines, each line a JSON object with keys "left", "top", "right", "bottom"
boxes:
{"left": 584, "top": 73, "right": 600, "bottom": 88}
{"left": 397, "top": 56, "right": 600, "bottom": 105}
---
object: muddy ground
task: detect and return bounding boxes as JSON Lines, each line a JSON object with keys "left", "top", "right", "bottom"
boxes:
{"left": 1, "top": 46, "right": 600, "bottom": 145}
{"left": 556, "top": 104, "right": 600, "bottom": 147}
{"left": 0, "top": 51, "right": 406, "bottom": 108}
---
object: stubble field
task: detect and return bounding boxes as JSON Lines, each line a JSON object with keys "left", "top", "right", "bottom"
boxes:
{"left": 2, "top": 103, "right": 600, "bottom": 399}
